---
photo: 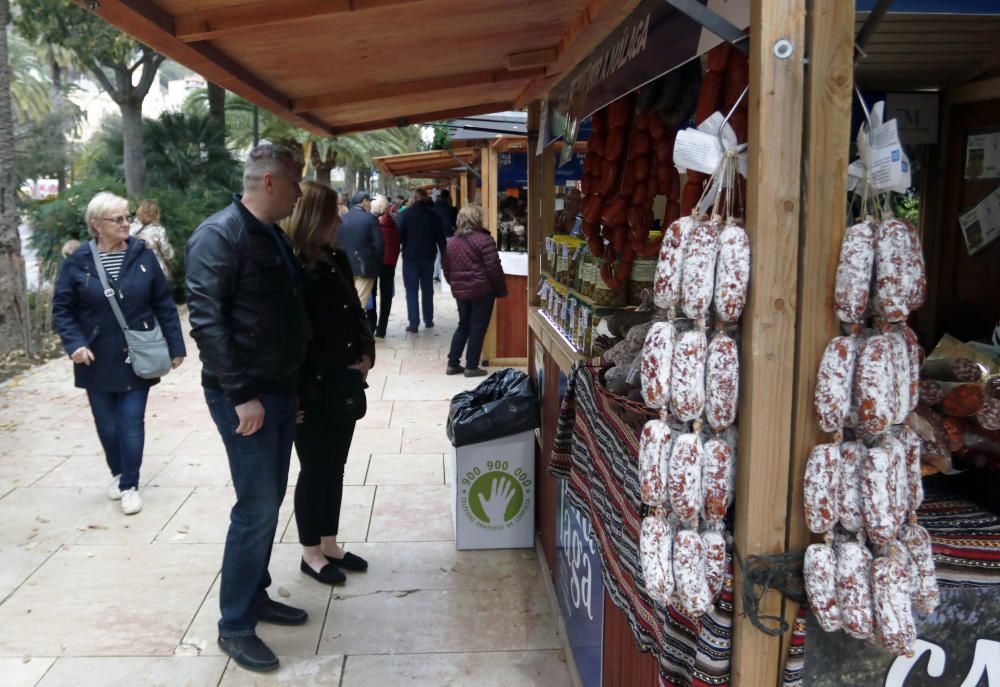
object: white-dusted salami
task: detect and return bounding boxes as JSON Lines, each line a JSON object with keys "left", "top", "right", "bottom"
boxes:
{"left": 702, "top": 438, "right": 734, "bottom": 521}
{"left": 879, "top": 433, "right": 909, "bottom": 533}
{"left": 681, "top": 220, "right": 721, "bottom": 320}
{"left": 640, "top": 515, "right": 675, "bottom": 604}
{"left": 899, "top": 426, "right": 924, "bottom": 512}
{"left": 670, "top": 328, "right": 707, "bottom": 422}
{"left": 654, "top": 217, "right": 695, "bottom": 311}
{"left": 702, "top": 529, "right": 727, "bottom": 602}
{"left": 978, "top": 397, "right": 1000, "bottom": 431}
{"left": 886, "top": 331, "right": 912, "bottom": 425}
{"left": 872, "top": 556, "right": 917, "bottom": 656}
{"left": 641, "top": 322, "right": 676, "bottom": 409}
{"left": 836, "top": 540, "right": 874, "bottom": 639}
{"left": 673, "top": 529, "right": 712, "bottom": 617}
{"left": 887, "top": 540, "right": 919, "bottom": 598}
{"left": 855, "top": 335, "right": 897, "bottom": 436}
{"left": 713, "top": 223, "right": 750, "bottom": 322}
{"left": 814, "top": 336, "right": 858, "bottom": 433}
{"left": 639, "top": 419, "right": 672, "bottom": 507}
{"left": 705, "top": 332, "right": 739, "bottom": 431}
{"left": 669, "top": 433, "right": 704, "bottom": 523}
{"left": 804, "top": 443, "right": 840, "bottom": 534}
{"left": 875, "top": 219, "right": 913, "bottom": 323}
{"left": 899, "top": 523, "right": 940, "bottom": 614}
{"left": 838, "top": 441, "right": 866, "bottom": 532}
{"left": 834, "top": 220, "right": 876, "bottom": 323}
{"left": 898, "top": 324, "right": 922, "bottom": 415}
{"left": 862, "top": 446, "right": 897, "bottom": 545}
{"left": 804, "top": 543, "right": 842, "bottom": 632}
{"left": 901, "top": 220, "right": 926, "bottom": 311}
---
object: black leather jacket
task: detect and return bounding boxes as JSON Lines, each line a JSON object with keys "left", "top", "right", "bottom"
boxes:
{"left": 185, "top": 197, "right": 310, "bottom": 404}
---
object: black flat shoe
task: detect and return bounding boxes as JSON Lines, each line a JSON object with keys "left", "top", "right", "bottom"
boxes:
{"left": 464, "top": 367, "right": 488, "bottom": 378}
{"left": 255, "top": 596, "right": 310, "bottom": 625}
{"left": 446, "top": 364, "right": 465, "bottom": 376}
{"left": 325, "top": 551, "right": 369, "bottom": 572}
{"left": 424, "top": 322, "right": 434, "bottom": 329}
{"left": 218, "top": 634, "right": 279, "bottom": 672}
{"left": 405, "top": 325, "right": 418, "bottom": 333}
{"left": 300, "top": 558, "right": 346, "bottom": 585}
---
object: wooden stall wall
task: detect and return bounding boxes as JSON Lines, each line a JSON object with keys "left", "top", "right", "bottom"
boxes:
{"left": 601, "top": 591, "right": 660, "bottom": 687}
{"left": 532, "top": 333, "right": 562, "bottom": 574}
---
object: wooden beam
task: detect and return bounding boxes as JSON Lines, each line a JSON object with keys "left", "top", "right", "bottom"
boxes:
{"left": 730, "top": 0, "right": 806, "bottom": 684}
{"left": 174, "top": 0, "right": 425, "bottom": 42}
{"left": 508, "top": 47, "right": 559, "bottom": 71}
{"left": 781, "top": 0, "right": 856, "bottom": 677}
{"left": 946, "top": 75, "right": 1000, "bottom": 106}
{"left": 326, "top": 101, "right": 512, "bottom": 135}
{"left": 293, "top": 68, "right": 544, "bottom": 113}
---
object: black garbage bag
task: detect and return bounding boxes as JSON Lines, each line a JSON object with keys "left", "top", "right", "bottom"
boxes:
{"left": 446, "top": 368, "right": 540, "bottom": 447}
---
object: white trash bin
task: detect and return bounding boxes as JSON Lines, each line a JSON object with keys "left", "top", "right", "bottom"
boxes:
{"left": 451, "top": 430, "right": 535, "bottom": 550}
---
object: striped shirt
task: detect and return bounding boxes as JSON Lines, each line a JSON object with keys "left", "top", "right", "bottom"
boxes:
{"left": 99, "top": 251, "right": 126, "bottom": 282}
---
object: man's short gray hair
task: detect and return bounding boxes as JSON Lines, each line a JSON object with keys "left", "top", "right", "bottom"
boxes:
{"left": 243, "top": 143, "right": 299, "bottom": 192}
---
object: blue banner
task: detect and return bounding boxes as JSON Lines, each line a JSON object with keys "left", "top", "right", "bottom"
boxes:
{"left": 856, "top": 0, "right": 1000, "bottom": 13}
{"left": 497, "top": 151, "right": 586, "bottom": 191}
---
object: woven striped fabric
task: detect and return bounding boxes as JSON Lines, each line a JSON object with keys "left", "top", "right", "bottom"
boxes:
{"left": 565, "top": 364, "right": 734, "bottom": 687}
{"left": 781, "top": 488, "right": 1000, "bottom": 687}
{"left": 549, "top": 361, "right": 586, "bottom": 480}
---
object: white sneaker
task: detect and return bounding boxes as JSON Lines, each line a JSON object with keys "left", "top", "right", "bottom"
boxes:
{"left": 107, "top": 475, "right": 122, "bottom": 501}
{"left": 121, "top": 488, "right": 142, "bottom": 515}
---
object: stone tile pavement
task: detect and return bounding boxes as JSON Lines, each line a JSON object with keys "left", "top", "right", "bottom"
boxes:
{"left": 0, "top": 279, "right": 572, "bottom": 686}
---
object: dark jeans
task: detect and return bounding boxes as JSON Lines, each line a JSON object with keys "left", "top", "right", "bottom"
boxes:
{"left": 448, "top": 295, "right": 495, "bottom": 369}
{"left": 86, "top": 387, "right": 150, "bottom": 490}
{"left": 294, "top": 400, "right": 356, "bottom": 545}
{"left": 369, "top": 263, "right": 396, "bottom": 335}
{"left": 402, "top": 259, "right": 435, "bottom": 327}
{"left": 205, "top": 388, "right": 297, "bottom": 638}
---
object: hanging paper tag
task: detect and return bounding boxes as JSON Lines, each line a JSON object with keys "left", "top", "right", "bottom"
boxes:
{"left": 673, "top": 128, "right": 725, "bottom": 175}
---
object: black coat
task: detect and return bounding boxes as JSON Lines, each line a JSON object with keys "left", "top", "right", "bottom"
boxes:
{"left": 398, "top": 200, "right": 446, "bottom": 263}
{"left": 337, "top": 205, "right": 384, "bottom": 278}
{"left": 298, "top": 247, "right": 376, "bottom": 402}
{"left": 185, "top": 198, "right": 311, "bottom": 405}
{"left": 432, "top": 199, "right": 457, "bottom": 237}
{"left": 52, "top": 237, "right": 186, "bottom": 392}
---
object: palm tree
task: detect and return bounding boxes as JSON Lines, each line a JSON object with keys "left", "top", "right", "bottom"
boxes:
{"left": 8, "top": 30, "right": 50, "bottom": 124}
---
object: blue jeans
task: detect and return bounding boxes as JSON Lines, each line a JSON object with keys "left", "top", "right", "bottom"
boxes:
{"left": 402, "top": 259, "right": 435, "bottom": 327}
{"left": 205, "top": 388, "right": 297, "bottom": 638}
{"left": 448, "top": 296, "right": 495, "bottom": 369}
{"left": 87, "top": 388, "right": 150, "bottom": 490}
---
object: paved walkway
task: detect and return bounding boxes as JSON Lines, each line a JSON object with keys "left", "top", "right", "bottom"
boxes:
{"left": 0, "top": 279, "right": 572, "bottom": 686}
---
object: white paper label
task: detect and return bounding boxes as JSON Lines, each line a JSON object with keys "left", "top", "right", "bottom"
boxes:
{"left": 958, "top": 185, "right": 1000, "bottom": 256}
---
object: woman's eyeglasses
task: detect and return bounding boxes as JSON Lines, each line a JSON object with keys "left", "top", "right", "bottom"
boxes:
{"left": 102, "top": 215, "right": 133, "bottom": 225}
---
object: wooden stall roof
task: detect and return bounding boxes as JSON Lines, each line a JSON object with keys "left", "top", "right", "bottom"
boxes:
{"left": 855, "top": 11, "right": 1000, "bottom": 91}
{"left": 371, "top": 147, "right": 478, "bottom": 179}
{"left": 88, "top": 0, "right": 644, "bottom": 136}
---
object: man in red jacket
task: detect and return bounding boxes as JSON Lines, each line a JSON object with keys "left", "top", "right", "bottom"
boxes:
{"left": 442, "top": 204, "right": 507, "bottom": 377}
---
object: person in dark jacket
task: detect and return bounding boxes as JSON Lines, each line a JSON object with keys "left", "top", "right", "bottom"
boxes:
{"left": 442, "top": 204, "right": 507, "bottom": 377}
{"left": 368, "top": 194, "right": 400, "bottom": 338}
{"left": 337, "top": 191, "right": 384, "bottom": 308}
{"left": 285, "top": 181, "right": 374, "bottom": 586}
{"left": 431, "top": 189, "right": 457, "bottom": 281}
{"left": 185, "top": 143, "right": 312, "bottom": 674}
{"left": 52, "top": 191, "right": 186, "bottom": 516}
{"left": 397, "top": 188, "right": 446, "bottom": 332}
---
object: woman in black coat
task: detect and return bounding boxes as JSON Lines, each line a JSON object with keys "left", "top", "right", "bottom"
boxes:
{"left": 285, "top": 181, "right": 375, "bottom": 585}
{"left": 52, "top": 192, "right": 186, "bottom": 515}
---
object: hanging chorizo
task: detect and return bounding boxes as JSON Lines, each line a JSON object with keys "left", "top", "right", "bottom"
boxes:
{"left": 673, "top": 529, "right": 712, "bottom": 617}
{"left": 669, "top": 328, "right": 708, "bottom": 423}
{"left": 681, "top": 220, "right": 722, "bottom": 320}
{"left": 804, "top": 443, "right": 841, "bottom": 534}
{"left": 834, "top": 221, "right": 876, "bottom": 324}
{"left": 804, "top": 543, "right": 842, "bottom": 632}
{"left": 836, "top": 540, "right": 874, "bottom": 639}
{"left": 640, "top": 515, "right": 675, "bottom": 605}
{"left": 641, "top": 322, "right": 675, "bottom": 409}
{"left": 713, "top": 223, "right": 751, "bottom": 323}
{"left": 814, "top": 336, "right": 859, "bottom": 434}
{"left": 705, "top": 332, "right": 739, "bottom": 432}
{"left": 669, "top": 433, "right": 704, "bottom": 524}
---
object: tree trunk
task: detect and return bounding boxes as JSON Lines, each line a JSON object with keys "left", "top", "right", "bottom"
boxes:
{"left": 315, "top": 161, "right": 335, "bottom": 186}
{"left": 121, "top": 98, "right": 146, "bottom": 197}
{"left": 0, "top": 0, "right": 31, "bottom": 355}
{"left": 50, "top": 58, "right": 66, "bottom": 193}
{"left": 207, "top": 82, "right": 225, "bottom": 130}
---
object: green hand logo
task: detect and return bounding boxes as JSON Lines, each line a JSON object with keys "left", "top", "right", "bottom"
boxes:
{"left": 468, "top": 471, "right": 524, "bottom": 526}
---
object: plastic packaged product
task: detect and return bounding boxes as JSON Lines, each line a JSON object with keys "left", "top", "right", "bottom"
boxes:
{"left": 628, "top": 257, "right": 657, "bottom": 306}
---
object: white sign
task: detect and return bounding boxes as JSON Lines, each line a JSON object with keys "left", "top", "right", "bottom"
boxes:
{"left": 965, "top": 131, "right": 1000, "bottom": 180}
{"left": 886, "top": 92, "right": 939, "bottom": 145}
{"left": 958, "top": 185, "right": 1000, "bottom": 256}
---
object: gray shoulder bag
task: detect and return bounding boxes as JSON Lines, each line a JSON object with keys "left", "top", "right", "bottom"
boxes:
{"left": 90, "top": 240, "right": 172, "bottom": 379}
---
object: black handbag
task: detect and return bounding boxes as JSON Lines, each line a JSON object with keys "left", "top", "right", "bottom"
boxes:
{"left": 321, "top": 368, "right": 368, "bottom": 424}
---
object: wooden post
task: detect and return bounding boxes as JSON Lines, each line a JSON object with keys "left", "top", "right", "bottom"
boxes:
{"left": 781, "top": 0, "right": 856, "bottom": 664}
{"left": 542, "top": 143, "right": 555, "bottom": 236}
{"left": 460, "top": 172, "right": 469, "bottom": 211}
{"left": 483, "top": 144, "right": 500, "bottom": 363}
{"left": 527, "top": 101, "right": 543, "bottom": 307}
{"left": 449, "top": 180, "right": 459, "bottom": 209}
{"left": 730, "top": 0, "right": 806, "bottom": 684}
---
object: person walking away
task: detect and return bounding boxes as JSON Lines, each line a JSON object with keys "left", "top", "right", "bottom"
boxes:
{"left": 369, "top": 195, "right": 400, "bottom": 338}
{"left": 397, "top": 188, "right": 446, "bottom": 332}
{"left": 185, "top": 143, "right": 312, "bottom": 673}
{"left": 131, "top": 199, "right": 175, "bottom": 283}
{"left": 337, "top": 191, "right": 384, "bottom": 307}
{"left": 52, "top": 192, "right": 185, "bottom": 515}
{"left": 432, "top": 189, "right": 457, "bottom": 281}
{"left": 284, "top": 181, "right": 373, "bottom": 586}
{"left": 442, "top": 205, "right": 507, "bottom": 377}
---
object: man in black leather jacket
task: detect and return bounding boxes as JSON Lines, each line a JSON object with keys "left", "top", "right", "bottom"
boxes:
{"left": 185, "top": 143, "right": 311, "bottom": 674}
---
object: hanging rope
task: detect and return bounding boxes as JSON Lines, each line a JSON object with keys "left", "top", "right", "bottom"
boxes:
{"left": 733, "top": 544, "right": 808, "bottom": 636}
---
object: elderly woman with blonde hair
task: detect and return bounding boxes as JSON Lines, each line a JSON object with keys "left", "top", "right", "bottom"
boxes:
{"left": 366, "top": 194, "right": 401, "bottom": 337}
{"left": 52, "top": 191, "right": 186, "bottom": 515}
{"left": 131, "top": 199, "right": 175, "bottom": 283}
{"left": 441, "top": 204, "right": 507, "bottom": 377}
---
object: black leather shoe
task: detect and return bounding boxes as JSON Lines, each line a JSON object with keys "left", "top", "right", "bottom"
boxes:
{"left": 424, "top": 322, "right": 434, "bottom": 329}
{"left": 300, "top": 558, "right": 346, "bottom": 585}
{"left": 325, "top": 551, "right": 369, "bottom": 572}
{"left": 218, "top": 634, "right": 279, "bottom": 672}
{"left": 255, "top": 597, "right": 309, "bottom": 625}
{"left": 446, "top": 364, "right": 465, "bottom": 376}
{"left": 405, "top": 325, "right": 418, "bottom": 333}
{"left": 464, "top": 367, "right": 488, "bottom": 377}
